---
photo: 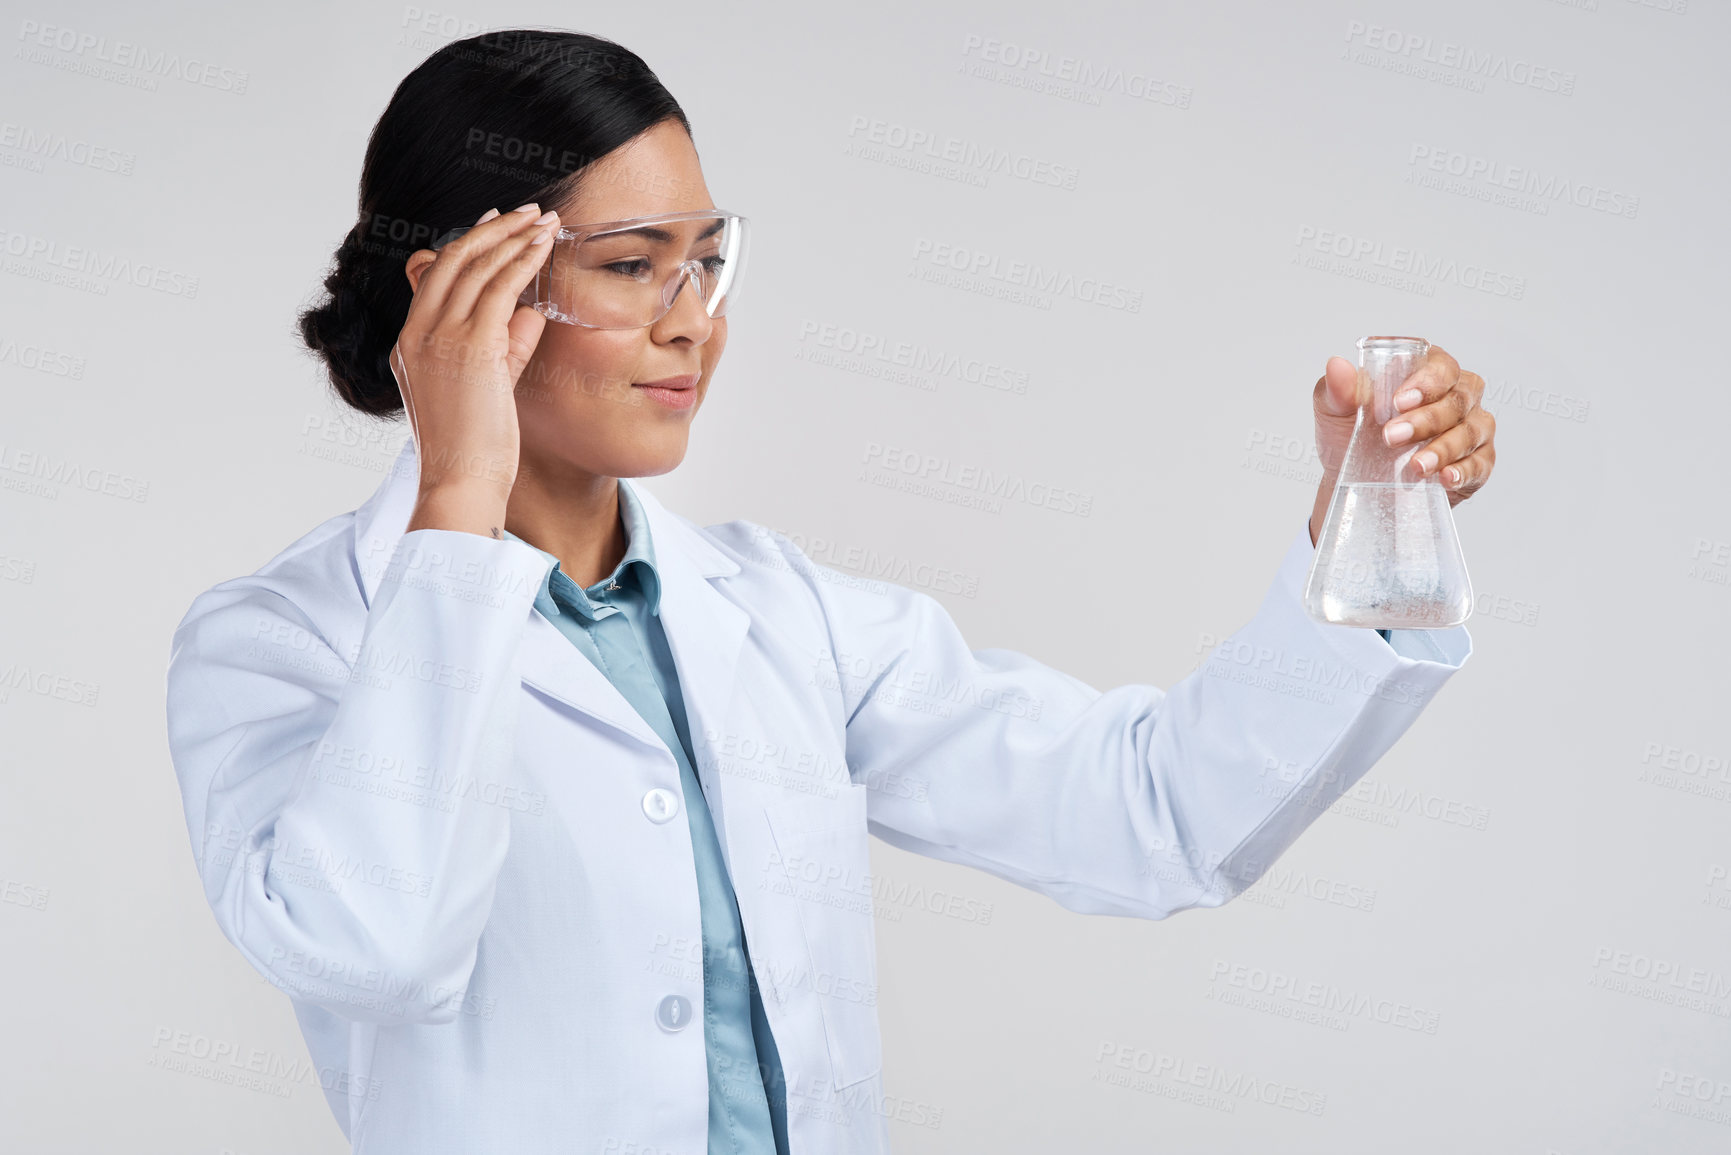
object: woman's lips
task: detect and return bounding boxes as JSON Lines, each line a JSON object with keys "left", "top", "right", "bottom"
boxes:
{"left": 633, "top": 373, "right": 699, "bottom": 410}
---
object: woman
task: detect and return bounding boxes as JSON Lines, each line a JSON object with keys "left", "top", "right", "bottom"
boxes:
{"left": 164, "top": 29, "right": 1494, "bottom": 1155}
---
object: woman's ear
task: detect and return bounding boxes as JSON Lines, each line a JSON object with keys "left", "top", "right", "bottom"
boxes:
{"left": 404, "top": 249, "right": 437, "bottom": 295}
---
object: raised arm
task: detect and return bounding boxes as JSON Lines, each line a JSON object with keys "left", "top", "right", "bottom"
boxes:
{"left": 769, "top": 520, "right": 1471, "bottom": 920}
{"left": 165, "top": 201, "right": 562, "bottom": 1024}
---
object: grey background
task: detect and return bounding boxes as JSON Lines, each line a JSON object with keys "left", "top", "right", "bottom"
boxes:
{"left": 2, "top": 0, "right": 1727, "bottom": 1151}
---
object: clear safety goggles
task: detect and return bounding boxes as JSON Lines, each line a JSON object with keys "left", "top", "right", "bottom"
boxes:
{"left": 432, "top": 208, "right": 750, "bottom": 330}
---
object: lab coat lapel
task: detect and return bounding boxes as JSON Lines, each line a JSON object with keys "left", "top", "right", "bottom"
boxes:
{"left": 350, "top": 441, "right": 746, "bottom": 754}
{"left": 350, "top": 439, "right": 660, "bottom": 747}
{"left": 517, "top": 479, "right": 749, "bottom": 756}
{"left": 517, "top": 614, "right": 664, "bottom": 747}
{"left": 625, "top": 479, "right": 749, "bottom": 796}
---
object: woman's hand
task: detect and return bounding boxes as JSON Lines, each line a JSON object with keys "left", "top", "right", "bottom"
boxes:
{"left": 396, "top": 203, "right": 560, "bottom": 539}
{"left": 1307, "top": 344, "right": 1498, "bottom": 547}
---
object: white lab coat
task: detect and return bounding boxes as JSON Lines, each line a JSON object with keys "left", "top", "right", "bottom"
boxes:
{"left": 164, "top": 437, "right": 1470, "bottom": 1154}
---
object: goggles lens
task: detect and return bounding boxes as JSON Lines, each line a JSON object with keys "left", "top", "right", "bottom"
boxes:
{"left": 433, "top": 209, "right": 749, "bottom": 330}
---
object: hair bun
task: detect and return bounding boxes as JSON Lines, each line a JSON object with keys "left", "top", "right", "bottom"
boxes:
{"left": 297, "top": 224, "right": 406, "bottom": 416}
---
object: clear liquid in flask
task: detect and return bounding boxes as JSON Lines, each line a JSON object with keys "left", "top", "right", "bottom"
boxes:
{"left": 1304, "top": 481, "right": 1472, "bottom": 628}
{"left": 1301, "top": 335, "right": 1473, "bottom": 630}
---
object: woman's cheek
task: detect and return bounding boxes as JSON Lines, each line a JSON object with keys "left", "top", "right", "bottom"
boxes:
{"left": 709, "top": 318, "right": 728, "bottom": 366}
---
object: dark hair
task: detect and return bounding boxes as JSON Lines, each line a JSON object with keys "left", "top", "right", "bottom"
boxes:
{"left": 297, "top": 30, "right": 691, "bottom": 416}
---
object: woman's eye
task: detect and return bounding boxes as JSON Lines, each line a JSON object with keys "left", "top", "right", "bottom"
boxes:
{"left": 604, "top": 258, "right": 652, "bottom": 278}
{"left": 701, "top": 255, "right": 726, "bottom": 276}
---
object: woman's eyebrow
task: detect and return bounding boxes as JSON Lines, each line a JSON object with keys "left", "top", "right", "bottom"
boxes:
{"left": 599, "top": 218, "right": 726, "bottom": 244}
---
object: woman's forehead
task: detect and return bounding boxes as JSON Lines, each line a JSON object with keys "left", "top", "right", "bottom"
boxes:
{"left": 559, "top": 120, "right": 711, "bottom": 222}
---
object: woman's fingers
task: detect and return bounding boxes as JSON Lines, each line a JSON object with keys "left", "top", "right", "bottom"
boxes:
{"left": 1385, "top": 367, "right": 1484, "bottom": 450}
{"left": 500, "top": 298, "right": 551, "bottom": 389}
{"left": 1401, "top": 344, "right": 1462, "bottom": 408}
{"left": 470, "top": 212, "right": 560, "bottom": 335}
{"left": 1439, "top": 432, "right": 1497, "bottom": 503}
{"left": 1409, "top": 405, "right": 1495, "bottom": 481}
{"left": 432, "top": 204, "right": 554, "bottom": 323}
{"left": 403, "top": 205, "right": 506, "bottom": 320}
{"left": 386, "top": 199, "right": 559, "bottom": 519}
{"left": 1334, "top": 343, "right": 1498, "bottom": 501}
{"left": 1382, "top": 346, "right": 1464, "bottom": 445}
{"left": 1379, "top": 349, "right": 1495, "bottom": 495}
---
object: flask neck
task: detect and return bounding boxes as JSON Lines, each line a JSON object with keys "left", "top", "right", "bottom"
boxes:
{"left": 1359, "top": 340, "right": 1429, "bottom": 425}
{"left": 1338, "top": 338, "right": 1432, "bottom": 485}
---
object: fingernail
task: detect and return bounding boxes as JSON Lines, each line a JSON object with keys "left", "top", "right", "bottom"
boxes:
{"left": 1396, "top": 388, "right": 1423, "bottom": 409}
{"left": 476, "top": 208, "right": 500, "bottom": 224}
{"left": 533, "top": 210, "right": 557, "bottom": 225}
{"left": 512, "top": 203, "right": 541, "bottom": 213}
{"left": 1445, "top": 466, "right": 1460, "bottom": 485}
{"left": 530, "top": 225, "right": 554, "bottom": 245}
{"left": 1384, "top": 421, "right": 1414, "bottom": 446}
{"left": 1415, "top": 450, "right": 1437, "bottom": 473}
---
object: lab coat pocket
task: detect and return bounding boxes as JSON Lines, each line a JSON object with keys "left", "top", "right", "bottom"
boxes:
{"left": 766, "top": 784, "right": 882, "bottom": 1089}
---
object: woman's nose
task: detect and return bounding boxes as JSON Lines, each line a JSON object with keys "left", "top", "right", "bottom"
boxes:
{"left": 652, "top": 261, "right": 717, "bottom": 338}
{"left": 663, "top": 261, "right": 705, "bottom": 308}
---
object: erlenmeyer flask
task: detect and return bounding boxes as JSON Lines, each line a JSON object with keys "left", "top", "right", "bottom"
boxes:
{"left": 1302, "top": 336, "right": 1473, "bottom": 629}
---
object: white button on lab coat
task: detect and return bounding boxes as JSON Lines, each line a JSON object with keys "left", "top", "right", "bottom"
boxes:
{"left": 164, "top": 438, "right": 1470, "bottom": 1153}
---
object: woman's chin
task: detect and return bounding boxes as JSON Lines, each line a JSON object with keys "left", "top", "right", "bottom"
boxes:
{"left": 599, "top": 441, "right": 689, "bottom": 480}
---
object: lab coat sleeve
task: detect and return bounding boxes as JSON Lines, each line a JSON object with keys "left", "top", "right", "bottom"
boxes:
{"left": 777, "top": 520, "right": 1471, "bottom": 920}
{"left": 165, "top": 527, "right": 551, "bottom": 1024}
